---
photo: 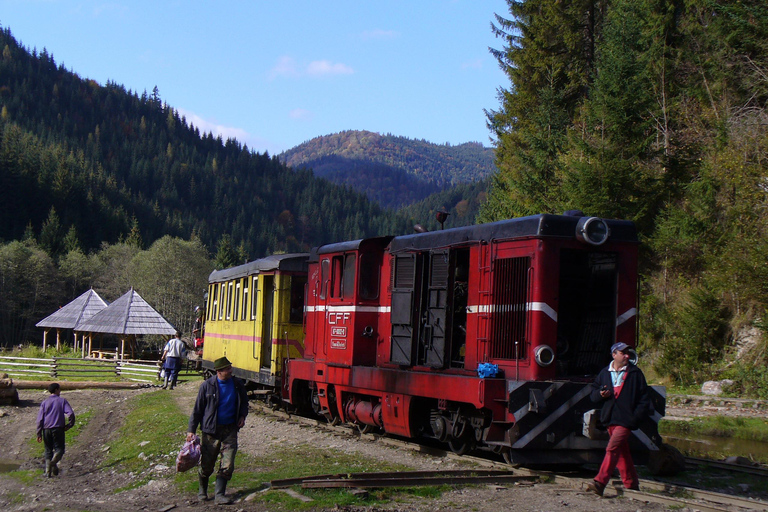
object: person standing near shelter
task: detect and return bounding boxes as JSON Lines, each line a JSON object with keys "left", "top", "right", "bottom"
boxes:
{"left": 187, "top": 357, "right": 248, "bottom": 504}
{"left": 587, "top": 342, "right": 652, "bottom": 496}
{"left": 161, "top": 331, "right": 186, "bottom": 389}
{"left": 36, "top": 382, "right": 75, "bottom": 478}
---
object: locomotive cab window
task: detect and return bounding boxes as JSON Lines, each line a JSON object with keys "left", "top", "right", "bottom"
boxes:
{"left": 320, "top": 259, "right": 330, "bottom": 300}
{"left": 330, "top": 254, "right": 356, "bottom": 300}
{"left": 359, "top": 253, "right": 379, "bottom": 300}
{"left": 290, "top": 276, "right": 307, "bottom": 323}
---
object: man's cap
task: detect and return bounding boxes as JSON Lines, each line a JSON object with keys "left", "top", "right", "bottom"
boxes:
{"left": 214, "top": 356, "right": 232, "bottom": 371}
{"left": 47, "top": 382, "right": 60, "bottom": 393}
{"left": 611, "top": 342, "right": 630, "bottom": 354}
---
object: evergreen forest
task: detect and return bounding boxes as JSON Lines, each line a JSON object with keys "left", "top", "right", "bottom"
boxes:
{"left": 483, "top": 0, "right": 768, "bottom": 393}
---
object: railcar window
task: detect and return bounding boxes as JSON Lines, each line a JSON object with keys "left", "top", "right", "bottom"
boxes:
{"left": 218, "top": 283, "right": 226, "bottom": 320}
{"left": 226, "top": 282, "right": 233, "bottom": 320}
{"left": 234, "top": 280, "right": 241, "bottom": 321}
{"left": 320, "top": 259, "right": 329, "bottom": 299}
{"left": 242, "top": 278, "right": 249, "bottom": 321}
{"left": 251, "top": 276, "right": 259, "bottom": 320}
{"left": 343, "top": 254, "right": 356, "bottom": 299}
{"left": 359, "top": 253, "right": 379, "bottom": 300}
{"left": 211, "top": 284, "right": 219, "bottom": 320}
{"left": 290, "top": 276, "right": 307, "bottom": 323}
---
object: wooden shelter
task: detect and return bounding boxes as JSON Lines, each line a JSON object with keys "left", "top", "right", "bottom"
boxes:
{"left": 35, "top": 289, "right": 108, "bottom": 351}
{"left": 76, "top": 289, "right": 177, "bottom": 359}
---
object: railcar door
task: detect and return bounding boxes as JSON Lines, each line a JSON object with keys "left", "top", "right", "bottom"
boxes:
{"left": 260, "top": 275, "right": 275, "bottom": 368}
{"left": 390, "top": 254, "right": 420, "bottom": 365}
{"left": 420, "top": 249, "right": 450, "bottom": 368}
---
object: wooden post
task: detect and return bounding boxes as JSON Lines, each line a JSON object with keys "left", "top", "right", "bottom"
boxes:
{"left": 120, "top": 338, "right": 125, "bottom": 360}
{"left": 56, "top": 329, "right": 61, "bottom": 351}
{"left": 73, "top": 331, "right": 78, "bottom": 351}
{"left": 43, "top": 329, "right": 48, "bottom": 351}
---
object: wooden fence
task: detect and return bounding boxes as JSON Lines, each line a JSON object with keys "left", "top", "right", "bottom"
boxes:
{"left": 0, "top": 356, "right": 200, "bottom": 383}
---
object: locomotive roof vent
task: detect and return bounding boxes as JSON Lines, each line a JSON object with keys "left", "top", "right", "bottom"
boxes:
{"left": 575, "top": 217, "right": 610, "bottom": 246}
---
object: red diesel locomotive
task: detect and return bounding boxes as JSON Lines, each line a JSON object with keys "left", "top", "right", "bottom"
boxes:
{"left": 285, "top": 213, "right": 666, "bottom": 466}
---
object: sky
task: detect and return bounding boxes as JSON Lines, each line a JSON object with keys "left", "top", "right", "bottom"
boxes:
{"left": 0, "top": 1, "right": 510, "bottom": 155}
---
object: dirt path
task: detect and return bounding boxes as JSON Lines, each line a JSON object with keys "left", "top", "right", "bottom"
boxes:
{"left": 0, "top": 381, "right": 671, "bottom": 512}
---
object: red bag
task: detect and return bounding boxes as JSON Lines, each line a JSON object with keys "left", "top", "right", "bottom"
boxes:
{"left": 176, "top": 435, "right": 201, "bottom": 472}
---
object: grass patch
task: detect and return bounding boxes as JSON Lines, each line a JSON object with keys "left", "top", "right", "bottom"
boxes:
{"left": 659, "top": 415, "right": 768, "bottom": 443}
{"left": 224, "top": 444, "right": 449, "bottom": 510}
{"left": 102, "top": 390, "right": 188, "bottom": 483}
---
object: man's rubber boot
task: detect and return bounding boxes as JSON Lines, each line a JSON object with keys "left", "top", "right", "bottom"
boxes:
{"left": 51, "top": 452, "right": 62, "bottom": 476}
{"left": 198, "top": 475, "right": 209, "bottom": 501}
{"left": 214, "top": 476, "right": 233, "bottom": 505}
{"left": 43, "top": 460, "right": 52, "bottom": 478}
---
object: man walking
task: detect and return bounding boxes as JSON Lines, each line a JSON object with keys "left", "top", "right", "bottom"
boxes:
{"left": 36, "top": 382, "right": 75, "bottom": 477}
{"left": 187, "top": 357, "right": 248, "bottom": 504}
{"left": 587, "top": 342, "right": 652, "bottom": 496}
{"left": 161, "top": 331, "right": 186, "bottom": 389}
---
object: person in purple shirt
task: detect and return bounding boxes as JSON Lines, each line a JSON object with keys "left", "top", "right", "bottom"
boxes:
{"left": 36, "top": 382, "right": 75, "bottom": 478}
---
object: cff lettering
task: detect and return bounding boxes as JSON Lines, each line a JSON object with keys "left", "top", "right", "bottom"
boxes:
{"left": 328, "top": 312, "right": 350, "bottom": 325}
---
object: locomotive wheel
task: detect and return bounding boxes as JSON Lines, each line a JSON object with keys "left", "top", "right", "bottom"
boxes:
{"left": 356, "top": 423, "right": 373, "bottom": 434}
{"left": 448, "top": 436, "right": 474, "bottom": 456}
{"left": 325, "top": 414, "right": 341, "bottom": 426}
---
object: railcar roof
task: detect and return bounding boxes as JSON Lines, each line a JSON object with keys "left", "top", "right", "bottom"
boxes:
{"left": 208, "top": 253, "right": 309, "bottom": 283}
{"left": 389, "top": 214, "right": 637, "bottom": 253}
{"left": 309, "top": 236, "right": 394, "bottom": 262}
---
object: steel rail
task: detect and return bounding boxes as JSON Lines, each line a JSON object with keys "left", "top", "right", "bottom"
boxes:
{"left": 251, "top": 402, "right": 768, "bottom": 511}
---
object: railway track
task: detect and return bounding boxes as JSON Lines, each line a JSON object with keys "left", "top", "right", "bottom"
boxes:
{"left": 251, "top": 401, "right": 768, "bottom": 512}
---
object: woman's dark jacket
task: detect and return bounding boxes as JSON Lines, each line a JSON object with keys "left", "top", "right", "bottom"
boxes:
{"left": 188, "top": 375, "right": 248, "bottom": 435}
{"left": 590, "top": 364, "right": 652, "bottom": 430}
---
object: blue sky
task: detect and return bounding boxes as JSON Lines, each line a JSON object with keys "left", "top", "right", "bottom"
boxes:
{"left": 0, "top": 1, "right": 510, "bottom": 155}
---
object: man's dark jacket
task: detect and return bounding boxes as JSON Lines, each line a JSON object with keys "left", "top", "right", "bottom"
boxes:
{"left": 590, "top": 364, "right": 652, "bottom": 430}
{"left": 188, "top": 375, "right": 248, "bottom": 435}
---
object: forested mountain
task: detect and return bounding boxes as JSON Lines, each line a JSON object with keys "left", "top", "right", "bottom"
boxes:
{"left": 0, "top": 27, "right": 411, "bottom": 261}
{"left": 486, "top": 0, "right": 768, "bottom": 391}
{"left": 400, "top": 179, "right": 489, "bottom": 232}
{"left": 278, "top": 130, "right": 495, "bottom": 209}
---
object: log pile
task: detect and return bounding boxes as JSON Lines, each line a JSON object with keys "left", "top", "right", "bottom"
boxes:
{"left": 0, "top": 373, "right": 19, "bottom": 405}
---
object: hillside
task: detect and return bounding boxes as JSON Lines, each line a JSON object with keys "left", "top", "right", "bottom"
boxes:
{"left": 0, "top": 27, "right": 413, "bottom": 258}
{"left": 279, "top": 130, "right": 495, "bottom": 209}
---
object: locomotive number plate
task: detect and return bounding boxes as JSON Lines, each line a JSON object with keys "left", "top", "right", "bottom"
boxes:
{"left": 331, "top": 327, "right": 347, "bottom": 337}
{"left": 330, "top": 338, "right": 347, "bottom": 349}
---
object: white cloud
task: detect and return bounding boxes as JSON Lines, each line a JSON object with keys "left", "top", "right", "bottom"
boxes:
{"left": 269, "top": 56, "right": 353, "bottom": 79}
{"left": 360, "top": 29, "right": 399, "bottom": 40}
{"left": 289, "top": 108, "right": 313, "bottom": 121}
{"left": 306, "top": 60, "right": 354, "bottom": 76}
{"left": 461, "top": 58, "right": 483, "bottom": 70}
{"left": 177, "top": 107, "right": 283, "bottom": 154}
{"left": 269, "top": 55, "right": 300, "bottom": 80}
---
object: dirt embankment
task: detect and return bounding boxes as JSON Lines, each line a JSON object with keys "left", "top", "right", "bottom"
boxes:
{"left": 0, "top": 382, "right": 668, "bottom": 512}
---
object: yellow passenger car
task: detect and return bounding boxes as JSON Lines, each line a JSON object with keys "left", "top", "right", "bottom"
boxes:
{"left": 202, "top": 253, "right": 309, "bottom": 393}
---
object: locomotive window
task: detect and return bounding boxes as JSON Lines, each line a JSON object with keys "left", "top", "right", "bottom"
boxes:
{"left": 331, "top": 256, "right": 343, "bottom": 298}
{"left": 343, "top": 254, "right": 356, "bottom": 299}
{"left": 251, "top": 276, "right": 259, "bottom": 320}
{"left": 241, "top": 278, "right": 249, "bottom": 321}
{"left": 320, "top": 259, "right": 329, "bottom": 299}
{"left": 233, "top": 280, "right": 241, "bottom": 321}
{"left": 359, "top": 253, "right": 379, "bottom": 300}
{"left": 226, "top": 282, "right": 233, "bottom": 320}
{"left": 290, "top": 276, "right": 307, "bottom": 323}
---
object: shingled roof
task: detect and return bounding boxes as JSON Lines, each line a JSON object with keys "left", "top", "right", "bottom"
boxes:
{"left": 36, "top": 289, "right": 108, "bottom": 330}
{"left": 76, "top": 289, "right": 176, "bottom": 335}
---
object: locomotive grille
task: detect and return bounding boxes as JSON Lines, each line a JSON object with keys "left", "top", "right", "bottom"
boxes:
{"left": 490, "top": 257, "right": 530, "bottom": 359}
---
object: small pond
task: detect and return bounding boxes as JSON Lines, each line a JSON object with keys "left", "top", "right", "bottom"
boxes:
{"left": 665, "top": 434, "right": 768, "bottom": 463}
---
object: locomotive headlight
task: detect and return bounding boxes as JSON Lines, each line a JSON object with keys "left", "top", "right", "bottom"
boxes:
{"left": 534, "top": 345, "right": 555, "bottom": 367}
{"left": 628, "top": 348, "right": 639, "bottom": 366}
{"left": 575, "top": 217, "right": 610, "bottom": 246}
